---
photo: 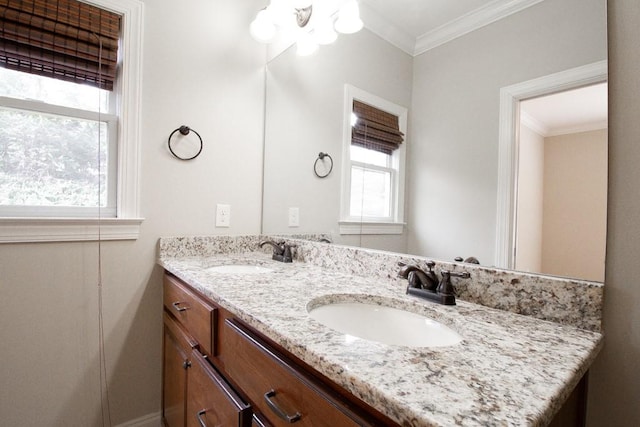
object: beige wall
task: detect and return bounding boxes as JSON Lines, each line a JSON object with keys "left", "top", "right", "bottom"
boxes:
{"left": 0, "top": 0, "right": 265, "bottom": 425}
{"left": 262, "top": 28, "right": 413, "bottom": 250}
{"left": 407, "top": 0, "right": 607, "bottom": 263}
{"left": 541, "top": 129, "right": 607, "bottom": 281}
{"left": 1, "top": 0, "right": 639, "bottom": 425}
{"left": 588, "top": 0, "right": 640, "bottom": 425}
{"left": 515, "top": 124, "right": 545, "bottom": 273}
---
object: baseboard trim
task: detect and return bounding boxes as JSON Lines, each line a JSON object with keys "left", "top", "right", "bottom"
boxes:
{"left": 115, "top": 411, "right": 162, "bottom": 427}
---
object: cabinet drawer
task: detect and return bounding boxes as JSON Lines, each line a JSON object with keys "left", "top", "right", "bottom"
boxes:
{"left": 223, "top": 319, "right": 362, "bottom": 427}
{"left": 164, "top": 274, "right": 216, "bottom": 356}
{"left": 187, "top": 350, "right": 252, "bottom": 427}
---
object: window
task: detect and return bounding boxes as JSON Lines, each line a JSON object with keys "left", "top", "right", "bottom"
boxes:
{"left": 0, "top": 0, "right": 144, "bottom": 243}
{"left": 0, "top": 67, "right": 117, "bottom": 217}
{"left": 340, "top": 85, "right": 407, "bottom": 234}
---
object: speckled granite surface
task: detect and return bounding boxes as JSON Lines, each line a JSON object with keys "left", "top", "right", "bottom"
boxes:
{"left": 159, "top": 235, "right": 603, "bottom": 331}
{"left": 158, "top": 236, "right": 603, "bottom": 427}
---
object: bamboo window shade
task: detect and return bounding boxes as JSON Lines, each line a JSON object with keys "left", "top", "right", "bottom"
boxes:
{"left": 352, "top": 100, "right": 404, "bottom": 155}
{"left": 0, "top": 0, "right": 121, "bottom": 90}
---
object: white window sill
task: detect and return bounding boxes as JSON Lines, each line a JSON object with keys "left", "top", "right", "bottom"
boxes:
{"left": 339, "top": 221, "right": 405, "bottom": 235}
{"left": 0, "top": 217, "right": 144, "bottom": 243}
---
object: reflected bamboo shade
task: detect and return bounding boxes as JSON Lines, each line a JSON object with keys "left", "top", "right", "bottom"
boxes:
{"left": 352, "top": 100, "right": 404, "bottom": 155}
{"left": 0, "top": 0, "right": 121, "bottom": 90}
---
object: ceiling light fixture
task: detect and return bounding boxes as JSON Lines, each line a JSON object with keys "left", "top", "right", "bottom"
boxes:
{"left": 249, "top": 0, "right": 363, "bottom": 56}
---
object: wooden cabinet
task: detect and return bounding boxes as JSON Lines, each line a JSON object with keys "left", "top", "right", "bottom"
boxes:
{"left": 222, "top": 318, "right": 365, "bottom": 427}
{"left": 186, "top": 349, "right": 252, "bottom": 427}
{"left": 164, "top": 274, "right": 216, "bottom": 357}
{"left": 163, "top": 275, "right": 251, "bottom": 427}
{"left": 163, "top": 313, "right": 193, "bottom": 427}
{"left": 162, "top": 272, "right": 585, "bottom": 427}
{"left": 162, "top": 273, "right": 394, "bottom": 427}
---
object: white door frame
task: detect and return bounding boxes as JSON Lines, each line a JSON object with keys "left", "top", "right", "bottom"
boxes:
{"left": 494, "top": 60, "right": 608, "bottom": 269}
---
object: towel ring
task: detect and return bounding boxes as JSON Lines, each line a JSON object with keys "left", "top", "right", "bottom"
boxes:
{"left": 168, "top": 125, "right": 203, "bottom": 160}
{"left": 314, "top": 152, "right": 333, "bottom": 178}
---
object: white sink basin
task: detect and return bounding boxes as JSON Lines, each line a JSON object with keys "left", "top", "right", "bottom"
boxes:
{"left": 206, "top": 265, "right": 274, "bottom": 274}
{"left": 307, "top": 301, "right": 462, "bottom": 347}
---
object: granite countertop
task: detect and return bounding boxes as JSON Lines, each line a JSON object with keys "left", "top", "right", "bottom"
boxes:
{"left": 159, "top": 251, "right": 603, "bottom": 427}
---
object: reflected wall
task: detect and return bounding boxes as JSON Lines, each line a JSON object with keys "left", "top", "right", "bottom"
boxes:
{"left": 262, "top": 0, "right": 608, "bottom": 278}
{"left": 262, "top": 28, "right": 413, "bottom": 252}
{"left": 407, "top": 0, "right": 607, "bottom": 265}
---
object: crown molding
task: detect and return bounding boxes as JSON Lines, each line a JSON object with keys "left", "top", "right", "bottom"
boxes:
{"left": 414, "top": 0, "right": 545, "bottom": 56}
{"left": 521, "top": 111, "right": 607, "bottom": 138}
{"left": 360, "top": 2, "right": 416, "bottom": 56}
{"left": 520, "top": 111, "right": 548, "bottom": 136}
{"left": 545, "top": 120, "right": 608, "bottom": 137}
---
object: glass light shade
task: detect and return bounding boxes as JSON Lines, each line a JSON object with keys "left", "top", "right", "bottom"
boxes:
{"left": 250, "top": 10, "right": 276, "bottom": 43}
{"left": 296, "top": 31, "right": 319, "bottom": 55}
{"left": 334, "top": 0, "right": 363, "bottom": 34}
{"left": 313, "top": 17, "right": 338, "bottom": 44}
{"left": 266, "top": 0, "right": 295, "bottom": 27}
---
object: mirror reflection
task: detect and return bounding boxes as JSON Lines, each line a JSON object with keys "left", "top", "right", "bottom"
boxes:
{"left": 261, "top": 0, "right": 608, "bottom": 282}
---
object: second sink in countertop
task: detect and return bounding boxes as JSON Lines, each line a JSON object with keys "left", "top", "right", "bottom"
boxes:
{"left": 159, "top": 251, "right": 603, "bottom": 427}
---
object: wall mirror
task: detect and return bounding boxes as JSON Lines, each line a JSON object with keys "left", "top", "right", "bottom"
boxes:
{"left": 261, "top": 0, "right": 608, "bottom": 282}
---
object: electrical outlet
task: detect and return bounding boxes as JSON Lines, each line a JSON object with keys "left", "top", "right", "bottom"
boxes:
{"left": 288, "top": 207, "right": 300, "bottom": 227}
{"left": 216, "top": 204, "right": 230, "bottom": 227}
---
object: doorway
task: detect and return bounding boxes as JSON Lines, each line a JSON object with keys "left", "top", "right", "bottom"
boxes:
{"left": 494, "top": 60, "right": 608, "bottom": 278}
{"left": 514, "top": 84, "right": 607, "bottom": 281}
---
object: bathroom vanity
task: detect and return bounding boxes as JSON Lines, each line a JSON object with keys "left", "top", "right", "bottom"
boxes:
{"left": 158, "top": 236, "right": 603, "bottom": 427}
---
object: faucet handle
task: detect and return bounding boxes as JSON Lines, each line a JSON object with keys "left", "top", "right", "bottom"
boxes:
{"left": 282, "top": 242, "right": 296, "bottom": 262}
{"left": 450, "top": 271, "right": 470, "bottom": 279}
{"left": 398, "top": 262, "right": 439, "bottom": 291}
{"left": 436, "top": 270, "right": 469, "bottom": 296}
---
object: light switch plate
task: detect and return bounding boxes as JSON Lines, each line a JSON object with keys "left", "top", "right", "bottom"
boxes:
{"left": 216, "top": 204, "right": 230, "bottom": 227}
{"left": 288, "top": 207, "right": 299, "bottom": 227}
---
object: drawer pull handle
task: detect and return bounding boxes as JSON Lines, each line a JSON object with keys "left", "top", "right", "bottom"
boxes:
{"left": 264, "top": 389, "right": 301, "bottom": 423}
{"left": 196, "top": 409, "right": 208, "bottom": 427}
{"left": 172, "top": 301, "right": 188, "bottom": 312}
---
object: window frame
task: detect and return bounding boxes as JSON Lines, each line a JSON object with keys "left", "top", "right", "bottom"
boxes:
{"left": 0, "top": 0, "right": 144, "bottom": 243}
{"left": 0, "top": 91, "right": 119, "bottom": 218}
{"left": 349, "top": 158, "right": 395, "bottom": 220}
{"left": 339, "top": 85, "right": 407, "bottom": 235}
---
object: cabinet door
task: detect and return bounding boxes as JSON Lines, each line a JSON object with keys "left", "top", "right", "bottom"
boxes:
{"left": 163, "top": 317, "right": 192, "bottom": 427}
{"left": 187, "top": 349, "right": 252, "bottom": 427}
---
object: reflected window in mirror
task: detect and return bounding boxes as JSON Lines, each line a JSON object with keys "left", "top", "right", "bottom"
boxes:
{"left": 339, "top": 85, "right": 407, "bottom": 235}
{"left": 349, "top": 145, "right": 393, "bottom": 218}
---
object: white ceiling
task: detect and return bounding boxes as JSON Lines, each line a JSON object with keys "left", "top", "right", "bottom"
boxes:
{"left": 360, "top": 0, "right": 490, "bottom": 38}
{"left": 520, "top": 83, "right": 608, "bottom": 137}
{"left": 359, "top": 0, "right": 546, "bottom": 56}
{"left": 355, "top": 0, "right": 607, "bottom": 134}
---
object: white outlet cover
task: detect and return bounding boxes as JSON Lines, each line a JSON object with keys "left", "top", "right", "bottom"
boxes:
{"left": 216, "top": 204, "right": 230, "bottom": 227}
{"left": 288, "top": 207, "right": 300, "bottom": 227}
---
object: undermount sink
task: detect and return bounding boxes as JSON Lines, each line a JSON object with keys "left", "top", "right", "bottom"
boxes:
{"left": 206, "top": 265, "right": 274, "bottom": 274}
{"left": 307, "top": 299, "right": 462, "bottom": 348}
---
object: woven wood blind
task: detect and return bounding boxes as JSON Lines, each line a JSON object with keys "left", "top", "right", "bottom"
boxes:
{"left": 0, "top": 0, "right": 121, "bottom": 90}
{"left": 352, "top": 100, "right": 404, "bottom": 155}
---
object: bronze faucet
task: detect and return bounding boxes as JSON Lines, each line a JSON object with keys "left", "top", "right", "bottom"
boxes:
{"left": 398, "top": 261, "right": 438, "bottom": 291}
{"left": 259, "top": 240, "right": 294, "bottom": 263}
{"left": 399, "top": 262, "right": 470, "bottom": 305}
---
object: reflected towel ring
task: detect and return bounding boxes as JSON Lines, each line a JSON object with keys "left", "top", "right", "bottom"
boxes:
{"left": 314, "top": 152, "right": 333, "bottom": 178}
{"left": 168, "top": 125, "right": 203, "bottom": 160}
